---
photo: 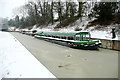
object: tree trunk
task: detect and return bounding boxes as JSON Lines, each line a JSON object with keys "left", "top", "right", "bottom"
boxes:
{"left": 78, "top": 2, "right": 82, "bottom": 18}
{"left": 51, "top": 2, "right": 54, "bottom": 25}
{"left": 58, "top": 2, "right": 62, "bottom": 24}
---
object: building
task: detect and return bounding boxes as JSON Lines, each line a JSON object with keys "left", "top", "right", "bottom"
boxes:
{"left": 0, "top": 18, "right": 8, "bottom": 31}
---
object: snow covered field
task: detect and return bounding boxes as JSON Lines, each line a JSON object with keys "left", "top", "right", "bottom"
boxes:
{"left": 0, "top": 31, "right": 56, "bottom": 80}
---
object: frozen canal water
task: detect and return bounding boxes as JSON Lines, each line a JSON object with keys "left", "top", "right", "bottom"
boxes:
{"left": 0, "top": 32, "right": 56, "bottom": 79}
{"left": 10, "top": 32, "right": 118, "bottom": 78}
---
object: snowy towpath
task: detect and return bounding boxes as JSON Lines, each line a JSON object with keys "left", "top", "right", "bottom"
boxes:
{"left": 0, "top": 31, "right": 56, "bottom": 79}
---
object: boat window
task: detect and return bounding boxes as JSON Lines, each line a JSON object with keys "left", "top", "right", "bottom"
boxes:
{"left": 68, "top": 36, "right": 74, "bottom": 40}
{"left": 76, "top": 35, "right": 80, "bottom": 41}
{"left": 85, "top": 34, "right": 90, "bottom": 40}
{"left": 82, "top": 34, "right": 90, "bottom": 41}
{"left": 75, "top": 34, "right": 90, "bottom": 41}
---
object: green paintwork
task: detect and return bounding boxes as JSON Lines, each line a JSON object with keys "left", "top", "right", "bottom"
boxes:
{"left": 73, "top": 40, "right": 99, "bottom": 45}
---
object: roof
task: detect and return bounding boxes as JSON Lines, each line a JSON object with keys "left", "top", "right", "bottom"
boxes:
{"left": 40, "top": 31, "right": 89, "bottom": 36}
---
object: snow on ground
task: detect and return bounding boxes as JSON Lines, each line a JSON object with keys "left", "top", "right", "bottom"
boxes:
{"left": 0, "top": 31, "right": 56, "bottom": 80}
{"left": 58, "top": 17, "right": 91, "bottom": 32}
{"left": 33, "top": 17, "right": 91, "bottom": 33}
{"left": 8, "top": 27, "right": 16, "bottom": 31}
{"left": 36, "top": 22, "right": 60, "bottom": 32}
{"left": 90, "top": 30, "right": 119, "bottom": 40}
{"left": 88, "top": 24, "right": 120, "bottom": 40}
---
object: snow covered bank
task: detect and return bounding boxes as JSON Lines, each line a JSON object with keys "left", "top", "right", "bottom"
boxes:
{"left": 90, "top": 30, "right": 119, "bottom": 41}
{"left": 0, "top": 31, "right": 56, "bottom": 79}
{"left": 19, "top": 17, "right": 120, "bottom": 41}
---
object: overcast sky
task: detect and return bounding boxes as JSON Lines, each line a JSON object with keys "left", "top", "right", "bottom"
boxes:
{"left": 0, "top": 0, "right": 26, "bottom": 18}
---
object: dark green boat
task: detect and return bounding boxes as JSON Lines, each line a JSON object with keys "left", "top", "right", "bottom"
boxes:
{"left": 35, "top": 31, "right": 101, "bottom": 49}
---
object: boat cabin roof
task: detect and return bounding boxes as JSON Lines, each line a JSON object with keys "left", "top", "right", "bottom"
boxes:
{"left": 38, "top": 31, "right": 89, "bottom": 36}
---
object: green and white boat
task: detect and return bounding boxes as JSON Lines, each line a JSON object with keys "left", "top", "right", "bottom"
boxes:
{"left": 35, "top": 31, "right": 101, "bottom": 49}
